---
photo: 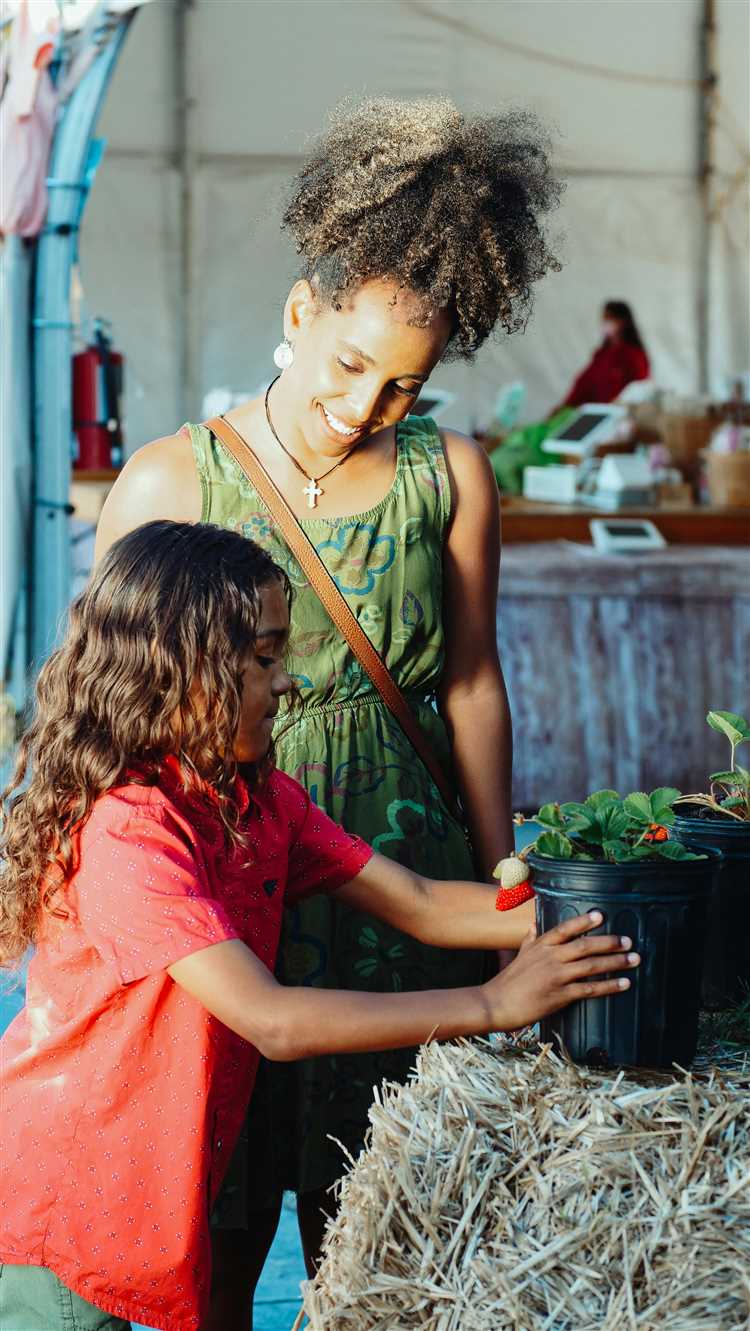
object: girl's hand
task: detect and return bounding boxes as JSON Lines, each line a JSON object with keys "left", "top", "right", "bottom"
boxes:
{"left": 484, "top": 911, "right": 639, "bottom": 1031}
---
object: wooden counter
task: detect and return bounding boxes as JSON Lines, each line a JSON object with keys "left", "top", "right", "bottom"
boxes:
{"left": 498, "top": 542, "right": 750, "bottom": 809}
{"left": 500, "top": 499, "right": 749, "bottom": 545}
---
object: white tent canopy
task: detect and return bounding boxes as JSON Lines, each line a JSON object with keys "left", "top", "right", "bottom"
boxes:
{"left": 79, "top": 0, "right": 749, "bottom": 449}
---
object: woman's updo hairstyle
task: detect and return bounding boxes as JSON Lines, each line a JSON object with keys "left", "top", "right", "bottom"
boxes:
{"left": 282, "top": 97, "right": 562, "bottom": 360}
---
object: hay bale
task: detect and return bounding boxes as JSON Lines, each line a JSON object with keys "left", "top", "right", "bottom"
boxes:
{"left": 303, "top": 1037, "right": 750, "bottom": 1331}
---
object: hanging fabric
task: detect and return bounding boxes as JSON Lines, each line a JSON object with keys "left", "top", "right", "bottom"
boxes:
{"left": 0, "top": 0, "right": 58, "bottom": 237}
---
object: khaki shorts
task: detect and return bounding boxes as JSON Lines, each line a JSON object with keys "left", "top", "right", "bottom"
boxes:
{"left": 0, "top": 1264, "right": 131, "bottom": 1331}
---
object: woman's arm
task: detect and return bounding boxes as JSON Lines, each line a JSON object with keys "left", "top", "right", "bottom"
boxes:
{"left": 94, "top": 432, "right": 201, "bottom": 563}
{"left": 334, "top": 850, "right": 534, "bottom": 950}
{"left": 168, "top": 911, "right": 637, "bottom": 1061}
{"left": 439, "top": 431, "right": 514, "bottom": 876}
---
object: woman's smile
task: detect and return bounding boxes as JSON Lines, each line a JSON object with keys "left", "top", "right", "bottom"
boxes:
{"left": 321, "top": 404, "right": 360, "bottom": 437}
{"left": 317, "top": 401, "right": 370, "bottom": 448}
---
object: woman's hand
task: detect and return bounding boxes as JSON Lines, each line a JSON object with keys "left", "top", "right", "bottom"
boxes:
{"left": 484, "top": 911, "right": 639, "bottom": 1031}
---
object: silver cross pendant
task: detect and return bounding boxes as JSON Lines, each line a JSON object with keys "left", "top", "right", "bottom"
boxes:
{"left": 303, "top": 479, "right": 323, "bottom": 509}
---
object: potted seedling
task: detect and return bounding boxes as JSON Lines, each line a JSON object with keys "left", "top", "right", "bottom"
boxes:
{"left": 503, "top": 788, "right": 720, "bottom": 1069}
{"left": 672, "top": 711, "right": 750, "bottom": 1009}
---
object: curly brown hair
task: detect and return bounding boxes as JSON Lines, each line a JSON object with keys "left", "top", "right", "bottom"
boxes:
{"left": 0, "top": 521, "right": 290, "bottom": 969}
{"left": 283, "top": 97, "right": 562, "bottom": 358}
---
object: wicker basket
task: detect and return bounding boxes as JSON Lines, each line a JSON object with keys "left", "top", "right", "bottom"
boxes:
{"left": 661, "top": 413, "right": 715, "bottom": 472}
{"left": 705, "top": 452, "right": 750, "bottom": 507}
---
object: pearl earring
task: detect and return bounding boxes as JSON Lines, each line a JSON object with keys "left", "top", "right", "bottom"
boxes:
{"left": 273, "top": 337, "right": 294, "bottom": 370}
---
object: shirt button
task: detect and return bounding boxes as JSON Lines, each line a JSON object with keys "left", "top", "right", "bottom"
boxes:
{"left": 216, "top": 1139, "right": 222, "bottom": 1151}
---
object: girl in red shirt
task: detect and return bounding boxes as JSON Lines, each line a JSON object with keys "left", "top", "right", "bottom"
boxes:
{"left": 0, "top": 521, "right": 638, "bottom": 1331}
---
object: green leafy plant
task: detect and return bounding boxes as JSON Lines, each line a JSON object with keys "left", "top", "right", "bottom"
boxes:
{"left": 676, "top": 711, "right": 750, "bottom": 823}
{"left": 516, "top": 787, "right": 705, "bottom": 864}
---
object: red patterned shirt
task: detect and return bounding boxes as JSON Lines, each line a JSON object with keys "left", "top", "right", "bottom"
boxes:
{"left": 0, "top": 762, "right": 371, "bottom": 1331}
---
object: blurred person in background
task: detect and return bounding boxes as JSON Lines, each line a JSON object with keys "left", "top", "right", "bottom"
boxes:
{"left": 554, "top": 299, "right": 650, "bottom": 412}
{"left": 490, "top": 299, "right": 651, "bottom": 495}
{"left": 95, "top": 97, "right": 562, "bottom": 1328}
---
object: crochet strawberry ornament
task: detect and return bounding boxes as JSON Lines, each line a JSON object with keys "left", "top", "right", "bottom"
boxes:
{"left": 492, "top": 855, "right": 535, "bottom": 911}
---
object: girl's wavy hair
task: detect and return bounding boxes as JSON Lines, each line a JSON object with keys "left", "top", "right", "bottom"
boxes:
{"left": 0, "top": 520, "right": 291, "bottom": 968}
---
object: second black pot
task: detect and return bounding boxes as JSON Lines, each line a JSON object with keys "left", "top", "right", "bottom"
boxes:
{"left": 529, "top": 849, "right": 720, "bottom": 1069}
{"left": 672, "top": 809, "right": 750, "bottom": 1009}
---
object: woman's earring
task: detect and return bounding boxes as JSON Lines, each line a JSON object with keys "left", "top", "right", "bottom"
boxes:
{"left": 273, "top": 337, "right": 294, "bottom": 370}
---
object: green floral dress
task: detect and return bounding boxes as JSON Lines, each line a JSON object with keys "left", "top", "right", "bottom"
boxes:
{"left": 187, "top": 415, "right": 491, "bottom": 1212}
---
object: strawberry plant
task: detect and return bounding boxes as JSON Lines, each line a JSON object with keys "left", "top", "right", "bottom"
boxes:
{"left": 676, "top": 711, "right": 750, "bottom": 823}
{"left": 517, "top": 787, "right": 706, "bottom": 863}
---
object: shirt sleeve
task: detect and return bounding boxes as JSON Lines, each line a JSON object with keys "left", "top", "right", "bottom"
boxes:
{"left": 276, "top": 775, "right": 373, "bottom": 905}
{"left": 73, "top": 802, "right": 240, "bottom": 983}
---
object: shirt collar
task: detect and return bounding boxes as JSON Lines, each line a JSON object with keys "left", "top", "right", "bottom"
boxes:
{"left": 138, "top": 754, "right": 252, "bottom": 822}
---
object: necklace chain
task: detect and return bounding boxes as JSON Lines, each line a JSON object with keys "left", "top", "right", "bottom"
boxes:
{"left": 264, "top": 376, "right": 363, "bottom": 508}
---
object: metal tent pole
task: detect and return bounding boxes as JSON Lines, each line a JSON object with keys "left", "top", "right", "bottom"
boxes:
{"left": 30, "top": 14, "right": 134, "bottom": 668}
{"left": 175, "top": 0, "right": 197, "bottom": 421}
{"left": 0, "top": 235, "right": 33, "bottom": 693}
{"left": 697, "top": 0, "right": 717, "bottom": 395}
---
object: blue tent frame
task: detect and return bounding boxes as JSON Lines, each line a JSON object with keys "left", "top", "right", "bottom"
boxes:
{"left": 29, "top": 12, "right": 135, "bottom": 669}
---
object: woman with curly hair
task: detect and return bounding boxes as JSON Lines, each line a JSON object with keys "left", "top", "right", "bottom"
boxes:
{"left": 95, "top": 97, "right": 563, "bottom": 1323}
{"left": 0, "top": 521, "right": 636, "bottom": 1331}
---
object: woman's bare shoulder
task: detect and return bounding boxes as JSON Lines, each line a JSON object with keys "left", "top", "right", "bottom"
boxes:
{"left": 439, "top": 428, "right": 498, "bottom": 505}
{"left": 94, "top": 430, "right": 202, "bottom": 563}
{"left": 440, "top": 427, "right": 493, "bottom": 467}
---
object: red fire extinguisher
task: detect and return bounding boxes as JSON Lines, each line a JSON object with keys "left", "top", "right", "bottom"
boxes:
{"left": 72, "top": 320, "right": 124, "bottom": 470}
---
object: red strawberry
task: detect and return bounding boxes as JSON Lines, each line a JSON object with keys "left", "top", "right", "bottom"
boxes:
{"left": 495, "top": 879, "right": 536, "bottom": 911}
{"left": 643, "top": 823, "right": 669, "bottom": 843}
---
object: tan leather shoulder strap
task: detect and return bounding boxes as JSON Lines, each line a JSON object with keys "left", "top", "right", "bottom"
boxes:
{"left": 205, "top": 414, "right": 459, "bottom": 818}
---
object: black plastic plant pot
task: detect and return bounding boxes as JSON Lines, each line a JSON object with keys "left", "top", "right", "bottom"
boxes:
{"left": 529, "top": 849, "right": 721, "bottom": 1069}
{"left": 672, "top": 809, "right": 750, "bottom": 1010}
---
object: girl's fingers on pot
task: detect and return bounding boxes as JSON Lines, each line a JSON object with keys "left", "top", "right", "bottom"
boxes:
{"left": 568, "top": 976, "right": 633, "bottom": 1000}
{"left": 557, "top": 933, "right": 635, "bottom": 960}
{"left": 542, "top": 912, "right": 604, "bottom": 945}
{"left": 567, "top": 952, "right": 640, "bottom": 979}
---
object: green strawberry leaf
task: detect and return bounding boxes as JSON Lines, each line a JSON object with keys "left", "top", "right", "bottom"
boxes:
{"left": 571, "top": 819, "right": 605, "bottom": 844}
{"left": 560, "top": 803, "right": 601, "bottom": 839}
{"left": 584, "top": 789, "right": 621, "bottom": 810}
{"left": 623, "top": 792, "right": 653, "bottom": 824}
{"left": 657, "top": 840, "right": 706, "bottom": 860}
{"left": 710, "top": 770, "right": 743, "bottom": 785}
{"left": 707, "top": 711, "right": 750, "bottom": 746}
{"left": 602, "top": 838, "right": 634, "bottom": 862}
{"left": 535, "top": 831, "right": 574, "bottom": 860}
{"left": 598, "top": 805, "right": 632, "bottom": 840}
{"left": 560, "top": 801, "right": 590, "bottom": 819}
{"left": 536, "top": 802, "right": 564, "bottom": 830}
{"left": 649, "top": 787, "right": 682, "bottom": 819}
